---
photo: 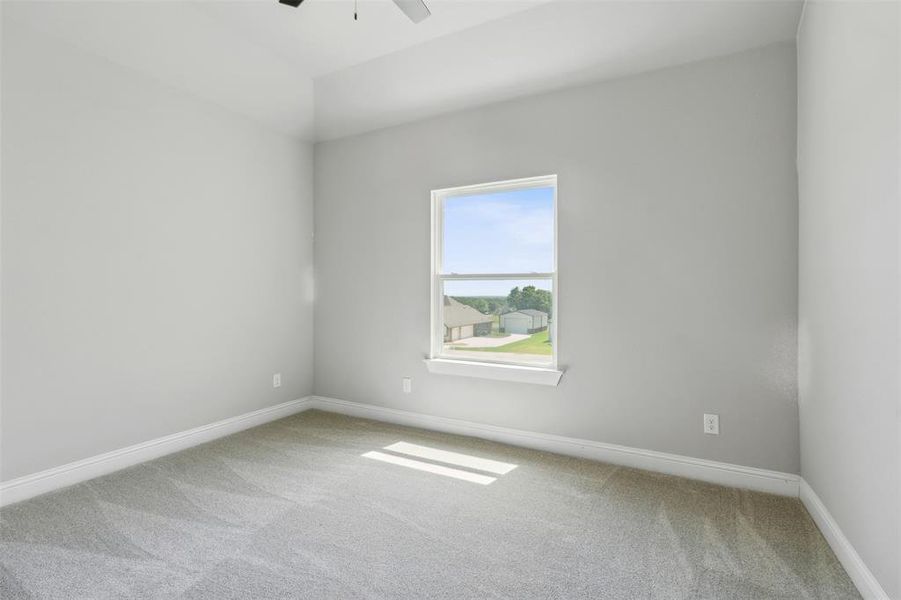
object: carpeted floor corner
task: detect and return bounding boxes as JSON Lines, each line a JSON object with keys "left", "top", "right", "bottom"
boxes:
{"left": 0, "top": 410, "right": 859, "bottom": 599}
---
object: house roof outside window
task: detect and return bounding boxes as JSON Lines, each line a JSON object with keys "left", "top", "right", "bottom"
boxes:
{"left": 443, "top": 296, "right": 494, "bottom": 328}
{"left": 517, "top": 309, "right": 548, "bottom": 318}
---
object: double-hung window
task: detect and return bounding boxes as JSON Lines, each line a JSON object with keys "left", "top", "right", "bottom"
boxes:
{"left": 429, "top": 175, "right": 559, "bottom": 383}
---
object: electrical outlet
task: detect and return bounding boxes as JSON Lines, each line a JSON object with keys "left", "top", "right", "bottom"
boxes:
{"left": 402, "top": 377, "right": 412, "bottom": 394}
{"left": 272, "top": 373, "right": 282, "bottom": 388}
{"left": 703, "top": 413, "right": 719, "bottom": 435}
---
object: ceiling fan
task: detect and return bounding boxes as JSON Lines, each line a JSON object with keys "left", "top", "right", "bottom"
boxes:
{"left": 278, "top": 0, "right": 431, "bottom": 24}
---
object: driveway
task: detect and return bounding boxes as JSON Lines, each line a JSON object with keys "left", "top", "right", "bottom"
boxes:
{"left": 450, "top": 333, "right": 530, "bottom": 348}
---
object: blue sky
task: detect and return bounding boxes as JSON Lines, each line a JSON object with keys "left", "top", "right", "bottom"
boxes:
{"left": 443, "top": 186, "right": 553, "bottom": 296}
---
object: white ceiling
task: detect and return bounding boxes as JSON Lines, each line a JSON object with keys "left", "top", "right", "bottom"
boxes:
{"left": 314, "top": 0, "right": 803, "bottom": 139}
{"left": 194, "top": 0, "right": 550, "bottom": 78}
{"left": 4, "top": 0, "right": 803, "bottom": 141}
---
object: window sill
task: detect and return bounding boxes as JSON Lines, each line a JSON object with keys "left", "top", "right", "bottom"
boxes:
{"left": 424, "top": 358, "right": 563, "bottom": 386}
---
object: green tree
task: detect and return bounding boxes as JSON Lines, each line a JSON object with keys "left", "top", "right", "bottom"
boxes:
{"left": 507, "top": 287, "right": 523, "bottom": 310}
{"left": 508, "top": 285, "right": 551, "bottom": 316}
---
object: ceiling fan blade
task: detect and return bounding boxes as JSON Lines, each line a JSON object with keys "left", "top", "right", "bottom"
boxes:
{"left": 391, "top": 0, "right": 431, "bottom": 23}
{"left": 278, "top": 0, "right": 304, "bottom": 7}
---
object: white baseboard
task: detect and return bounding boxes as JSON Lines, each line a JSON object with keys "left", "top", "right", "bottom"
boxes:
{"left": 4, "top": 393, "right": 881, "bottom": 599}
{"left": 309, "top": 396, "right": 800, "bottom": 497}
{"left": 0, "top": 394, "right": 800, "bottom": 505}
{"left": 799, "top": 479, "right": 889, "bottom": 600}
{"left": 0, "top": 396, "right": 314, "bottom": 507}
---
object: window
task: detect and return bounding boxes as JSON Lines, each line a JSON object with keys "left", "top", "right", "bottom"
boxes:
{"left": 429, "top": 175, "right": 558, "bottom": 381}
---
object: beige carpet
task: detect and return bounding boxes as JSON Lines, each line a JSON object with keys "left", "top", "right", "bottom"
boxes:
{"left": 0, "top": 410, "right": 859, "bottom": 599}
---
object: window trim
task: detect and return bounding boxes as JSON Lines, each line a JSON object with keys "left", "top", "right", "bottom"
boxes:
{"left": 429, "top": 175, "right": 559, "bottom": 377}
{"left": 423, "top": 358, "right": 563, "bottom": 386}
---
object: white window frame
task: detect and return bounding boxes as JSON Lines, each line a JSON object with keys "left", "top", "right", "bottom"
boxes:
{"left": 426, "top": 175, "right": 562, "bottom": 385}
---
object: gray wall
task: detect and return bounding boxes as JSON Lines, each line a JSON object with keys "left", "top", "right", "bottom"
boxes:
{"left": 1, "top": 21, "right": 314, "bottom": 481}
{"left": 314, "top": 43, "right": 800, "bottom": 473}
{"left": 797, "top": 2, "right": 900, "bottom": 597}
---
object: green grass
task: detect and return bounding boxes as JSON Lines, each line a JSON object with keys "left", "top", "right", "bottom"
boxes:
{"left": 465, "top": 329, "right": 552, "bottom": 355}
